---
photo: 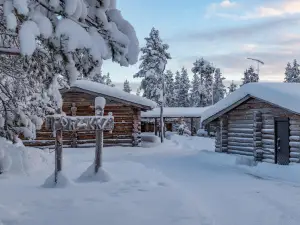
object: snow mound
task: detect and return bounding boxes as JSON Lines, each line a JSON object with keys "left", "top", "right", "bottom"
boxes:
{"left": 0, "top": 138, "right": 52, "bottom": 175}
{"left": 77, "top": 164, "right": 110, "bottom": 183}
{"left": 141, "top": 134, "right": 161, "bottom": 148}
{"left": 42, "top": 172, "right": 71, "bottom": 188}
{"left": 197, "top": 129, "right": 208, "bottom": 137}
{"left": 235, "top": 155, "right": 257, "bottom": 167}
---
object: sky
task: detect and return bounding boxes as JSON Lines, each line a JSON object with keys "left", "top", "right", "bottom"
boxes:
{"left": 105, "top": 0, "right": 300, "bottom": 90}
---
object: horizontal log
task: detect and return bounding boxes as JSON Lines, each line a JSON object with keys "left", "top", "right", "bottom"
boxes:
{"left": 289, "top": 142, "right": 300, "bottom": 147}
{"left": 290, "top": 147, "right": 300, "bottom": 152}
{"left": 262, "top": 139, "right": 274, "bottom": 145}
{"left": 262, "top": 134, "right": 274, "bottom": 140}
{"left": 290, "top": 152, "right": 300, "bottom": 158}
{"left": 228, "top": 128, "right": 253, "bottom": 134}
{"left": 290, "top": 131, "right": 300, "bottom": 136}
{"left": 228, "top": 137, "right": 253, "bottom": 143}
{"left": 228, "top": 133, "right": 253, "bottom": 138}
{"left": 290, "top": 125, "right": 300, "bottom": 131}
{"left": 289, "top": 158, "right": 300, "bottom": 163}
{"left": 228, "top": 124, "right": 254, "bottom": 129}
{"left": 229, "top": 115, "right": 254, "bottom": 120}
{"left": 262, "top": 129, "right": 274, "bottom": 135}
{"left": 262, "top": 125, "right": 274, "bottom": 129}
{"left": 289, "top": 120, "right": 300, "bottom": 125}
{"left": 263, "top": 154, "right": 275, "bottom": 160}
{"left": 263, "top": 120, "right": 274, "bottom": 125}
{"left": 228, "top": 142, "right": 253, "bottom": 147}
{"left": 228, "top": 146, "right": 254, "bottom": 152}
{"left": 228, "top": 120, "right": 253, "bottom": 125}
{"left": 289, "top": 136, "right": 300, "bottom": 141}
{"left": 227, "top": 150, "right": 253, "bottom": 156}
{"left": 262, "top": 148, "right": 275, "bottom": 153}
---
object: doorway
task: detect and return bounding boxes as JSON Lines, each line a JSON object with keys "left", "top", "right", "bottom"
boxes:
{"left": 275, "top": 118, "right": 290, "bottom": 165}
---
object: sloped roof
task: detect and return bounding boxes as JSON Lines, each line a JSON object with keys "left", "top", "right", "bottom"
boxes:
{"left": 64, "top": 80, "right": 157, "bottom": 109}
{"left": 201, "top": 82, "right": 300, "bottom": 124}
{"left": 141, "top": 107, "right": 210, "bottom": 118}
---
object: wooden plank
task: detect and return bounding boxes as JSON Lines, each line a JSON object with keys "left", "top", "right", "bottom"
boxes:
{"left": 228, "top": 124, "right": 254, "bottom": 129}
{"left": 228, "top": 142, "right": 253, "bottom": 147}
{"left": 262, "top": 129, "right": 274, "bottom": 135}
{"left": 289, "top": 142, "right": 300, "bottom": 148}
{"left": 290, "top": 158, "right": 300, "bottom": 163}
{"left": 290, "top": 152, "right": 300, "bottom": 158}
{"left": 228, "top": 128, "right": 253, "bottom": 134}
{"left": 262, "top": 134, "right": 274, "bottom": 140}
{"left": 228, "top": 133, "right": 253, "bottom": 138}
{"left": 290, "top": 147, "right": 300, "bottom": 152}
{"left": 228, "top": 145, "right": 254, "bottom": 152}
{"left": 228, "top": 120, "right": 253, "bottom": 125}
{"left": 289, "top": 136, "right": 300, "bottom": 141}
{"left": 228, "top": 150, "right": 253, "bottom": 156}
{"left": 228, "top": 137, "right": 253, "bottom": 143}
{"left": 291, "top": 131, "right": 300, "bottom": 136}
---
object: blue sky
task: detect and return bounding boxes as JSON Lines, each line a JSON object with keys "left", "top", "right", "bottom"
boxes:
{"left": 104, "top": 0, "right": 300, "bottom": 89}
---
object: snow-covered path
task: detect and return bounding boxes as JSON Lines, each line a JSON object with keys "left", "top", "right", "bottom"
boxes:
{"left": 1, "top": 135, "right": 300, "bottom": 225}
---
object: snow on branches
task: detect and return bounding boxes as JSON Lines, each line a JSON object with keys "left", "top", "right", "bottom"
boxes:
{"left": 0, "top": 0, "right": 139, "bottom": 82}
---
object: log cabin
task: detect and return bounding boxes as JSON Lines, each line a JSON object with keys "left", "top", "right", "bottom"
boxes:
{"left": 141, "top": 107, "right": 210, "bottom": 136}
{"left": 23, "top": 80, "right": 156, "bottom": 148}
{"left": 201, "top": 83, "right": 300, "bottom": 165}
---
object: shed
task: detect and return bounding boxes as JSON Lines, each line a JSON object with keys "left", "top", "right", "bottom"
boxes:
{"left": 23, "top": 80, "right": 156, "bottom": 148}
{"left": 141, "top": 107, "right": 210, "bottom": 135}
{"left": 201, "top": 82, "right": 300, "bottom": 165}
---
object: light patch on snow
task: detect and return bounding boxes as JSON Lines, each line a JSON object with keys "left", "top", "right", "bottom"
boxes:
{"left": 6, "top": 13, "right": 17, "bottom": 30}
{"left": 77, "top": 164, "right": 110, "bottom": 183}
{"left": 42, "top": 172, "right": 71, "bottom": 188}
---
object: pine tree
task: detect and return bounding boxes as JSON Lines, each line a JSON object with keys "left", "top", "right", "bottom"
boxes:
{"left": 134, "top": 28, "right": 171, "bottom": 103}
{"left": 164, "top": 70, "right": 175, "bottom": 107}
{"left": 190, "top": 73, "right": 201, "bottom": 107}
{"left": 242, "top": 66, "right": 259, "bottom": 85}
{"left": 228, "top": 80, "right": 238, "bottom": 94}
{"left": 212, "top": 68, "right": 226, "bottom": 103}
{"left": 191, "top": 58, "right": 215, "bottom": 107}
{"left": 104, "top": 73, "right": 115, "bottom": 87}
{"left": 123, "top": 79, "right": 132, "bottom": 93}
{"left": 88, "top": 68, "right": 106, "bottom": 83}
{"left": 0, "top": 1, "right": 139, "bottom": 141}
{"left": 174, "top": 71, "right": 181, "bottom": 107}
{"left": 285, "top": 60, "right": 300, "bottom": 82}
{"left": 177, "top": 67, "right": 190, "bottom": 107}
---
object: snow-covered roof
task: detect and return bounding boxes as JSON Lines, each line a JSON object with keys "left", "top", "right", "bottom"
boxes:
{"left": 67, "top": 80, "right": 157, "bottom": 109}
{"left": 201, "top": 82, "right": 300, "bottom": 124}
{"left": 141, "top": 107, "right": 210, "bottom": 118}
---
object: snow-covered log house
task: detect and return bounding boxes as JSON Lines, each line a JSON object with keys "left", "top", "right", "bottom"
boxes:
{"left": 201, "top": 83, "right": 300, "bottom": 165}
{"left": 23, "top": 80, "right": 156, "bottom": 148}
{"left": 141, "top": 107, "right": 209, "bottom": 136}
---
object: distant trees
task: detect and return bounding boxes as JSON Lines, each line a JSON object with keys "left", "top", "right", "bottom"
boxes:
{"left": 284, "top": 59, "right": 300, "bottom": 83}
{"left": 213, "top": 68, "right": 226, "bottom": 104}
{"left": 164, "top": 70, "right": 175, "bottom": 107}
{"left": 228, "top": 81, "right": 238, "bottom": 94}
{"left": 123, "top": 79, "right": 132, "bottom": 93}
{"left": 241, "top": 66, "right": 259, "bottom": 85}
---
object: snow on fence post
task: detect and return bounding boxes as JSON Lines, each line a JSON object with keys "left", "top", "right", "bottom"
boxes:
{"left": 53, "top": 117, "right": 63, "bottom": 183}
{"left": 253, "top": 111, "right": 263, "bottom": 162}
{"left": 220, "top": 116, "right": 228, "bottom": 153}
{"left": 94, "top": 97, "right": 106, "bottom": 173}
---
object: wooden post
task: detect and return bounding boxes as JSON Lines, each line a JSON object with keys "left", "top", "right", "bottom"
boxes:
{"left": 94, "top": 97, "right": 105, "bottom": 174}
{"left": 253, "top": 111, "right": 263, "bottom": 161}
{"left": 220, "top": 116, "right": 228, "bottom": 153}
{"left": 191, "top": 118, "right": 194, "bottom": 136}
{"left": 163, "top": 118, "right": 166, "bottom": 138}
{"left": 54, "top": 119, "right": 63, "bottom": 184}
{"left": 155, "top": 118, "right": 158, "bottom": 136}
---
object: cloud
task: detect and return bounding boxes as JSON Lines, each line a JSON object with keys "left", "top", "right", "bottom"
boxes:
{"left": 220, "top": 0, "right": 237, "bottom": 8}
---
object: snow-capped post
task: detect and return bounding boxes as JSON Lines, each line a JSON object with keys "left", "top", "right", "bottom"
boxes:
{"left": 253, "top": 111, "right": 263, "bottom": 161}
{"left": 94, "top": 97, "right": 106, "bottom": 173}
{"left": 53, "top": 116, "right": 63, "bottom": 184}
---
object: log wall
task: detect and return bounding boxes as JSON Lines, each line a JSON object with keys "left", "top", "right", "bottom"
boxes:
{"left": 214, "top": 97, "right": 300, "bottom": 164}
{"left": 23, "top": 91, "right": 142, "bottom": 148}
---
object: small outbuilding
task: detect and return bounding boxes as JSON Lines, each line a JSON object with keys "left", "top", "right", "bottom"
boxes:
{"left": 141, "top": 107, "right": 210, "bottom": 135}
{"left": 201, "top": 83, "right": 300, "bottom": 165}
{"left": 23, "top": 80, "right": 156, "bottom": 148}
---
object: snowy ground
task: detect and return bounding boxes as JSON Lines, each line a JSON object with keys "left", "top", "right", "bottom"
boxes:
{"left": 1, "top": 134, "right": 300, "bottom": 225}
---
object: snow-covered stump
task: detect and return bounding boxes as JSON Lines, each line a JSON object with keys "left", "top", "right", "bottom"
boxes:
{"left": 253, "top": 111, "right": 263, "bottom": 162}
{"left": 220, "top": 116, "right": 228, "bottom": 153}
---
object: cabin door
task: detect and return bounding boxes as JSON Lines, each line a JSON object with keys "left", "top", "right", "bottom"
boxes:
{"left": 275, "top": 118, "right": 290, "bottom": 165}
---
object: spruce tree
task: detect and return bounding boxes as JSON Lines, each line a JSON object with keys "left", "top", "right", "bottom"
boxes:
{"left": 213, "top": 68, "right": 226, "bottom": 104}
{"left": 242, "top": 66, "right": 259, "bottom": 85}
{"left": 291, "top": 59, "right": 300, "bottom": 82}
{"left": 104, "top": 73, "right": 115, "bottom": 87}
{"left": 134, "top": 28, "right": 171, "bottom": 103}
{"left": 178, "top": 67, "right": 190, "bottom": 107}
{"left": 164, "top": 70, "right": 175, "bottom": 107}
{"left": 123, "top": 79, "right": 132, "bottom": 93}
{"left": 284, "top": 62, "right": 294, "bottom": 82}
{"left": 228, "top": 80, "right": 238, "bottom": 94}
{"left": 190, "top": 73, "right": 201, "bottom": 107}
{"left": 203, "top": 63, "right": 215, "bottom": 106}
{"left": 174, "top": 71, "right": 181, "bottom": 107}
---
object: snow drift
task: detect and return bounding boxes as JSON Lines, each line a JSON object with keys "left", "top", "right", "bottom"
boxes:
{"left": 0, "top": 138, "right": 52, "bottom": 175}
